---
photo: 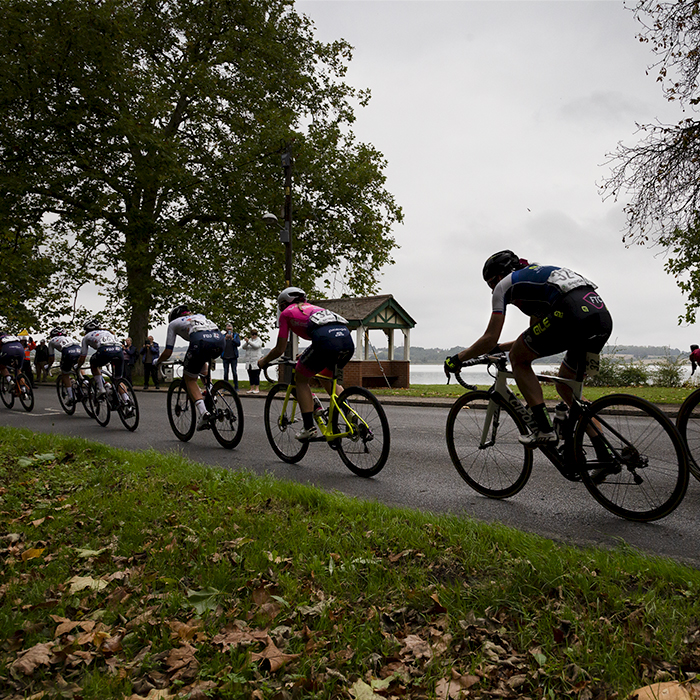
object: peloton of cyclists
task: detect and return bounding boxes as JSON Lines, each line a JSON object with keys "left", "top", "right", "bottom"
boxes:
{"left": 258, "top": 287, "right": 354, "bottom": 441}
{"left": 76, "top": 318, "right": 133, "bottom": 409}
{"left": 444, "top": 250, "right": 613, "bottom": 447}
{"left": 156, "top": 305, "right": 225, "bottom": 432}
{"left": 46, "top": 328, "right": 84, "bottom": 406}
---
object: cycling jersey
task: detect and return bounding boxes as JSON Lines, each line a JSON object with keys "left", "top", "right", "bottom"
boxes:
{"left": 48, "top": 335, "right": 81, "bottom": 357}
{"left": 49, "top": 336, "right": 82, "bottom": 373}
{"left": 165, "top": 314, "right": 219, "bottom": 349}
{"left": 493, "top": 264, "right": 613, "bottom": 374}
{"left": 0, "top": 335, "right": 24, "bottom": 369}
{"left": 81, "top": 330, "right": 120, "bottom": 355}
{"left": 166, "top": 313, "right": 224, "bottom": 377}
{"left": 492, "top": 265, "right": 596, "bottom": 318}
{"left": 278, "top": 303, "right": 353, "bottom": 378}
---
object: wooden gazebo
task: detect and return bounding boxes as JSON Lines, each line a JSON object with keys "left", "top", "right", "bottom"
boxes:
{"left": 310, "top": 294, "right": 416, "bottom": 388}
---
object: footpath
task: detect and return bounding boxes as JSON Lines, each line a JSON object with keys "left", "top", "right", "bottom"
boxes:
{"left": 35, "top": 380, "right": 684, "bottom": 418}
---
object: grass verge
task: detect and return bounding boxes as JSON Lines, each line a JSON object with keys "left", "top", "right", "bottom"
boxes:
{"left": 2, "top": 427, "right": 700, "bottom": 700}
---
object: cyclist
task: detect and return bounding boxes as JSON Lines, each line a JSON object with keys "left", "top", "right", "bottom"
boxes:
{"left": 444, "top": 250, "right": 613, "bottom": 447}
{"left": 156, "top": 305, "right": 225, "bottom": 431}
{"left": 690, "top": 344, "right": 700, "bottom": 376}
{"left": 46, "top": 328, "right": 84, "bottom": 406}
{"left": 76, "top": 318, "right": 128, "bottom": 401}
{"left": 0, "top": 331, "right": 26, "bottom": 380}
{"left": 258, "top": 287, "right": 354, "bottom": 441}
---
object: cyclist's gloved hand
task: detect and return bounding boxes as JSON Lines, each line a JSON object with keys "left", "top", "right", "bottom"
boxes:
{"left": 444, "top": 354, "right": 463, "bottom": 375}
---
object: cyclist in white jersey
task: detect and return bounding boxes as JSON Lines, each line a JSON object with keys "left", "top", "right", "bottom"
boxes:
{"left": 46, "top": 328, "right": 83, "bottom": 406}
{"left": 76, "top": 318, "right": 126, "bottom": 398}
{"left": 156, "top": 305, "right": 226, "bottom": 431}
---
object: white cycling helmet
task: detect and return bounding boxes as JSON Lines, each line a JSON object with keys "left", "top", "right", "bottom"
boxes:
{"left": 277, "top": 287, "right": 306, "bottom": 310}
{"left": 83, "top": 318, "right": 101, "bottom": 333}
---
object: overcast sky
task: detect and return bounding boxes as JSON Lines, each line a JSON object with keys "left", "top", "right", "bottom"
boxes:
{"left": 292, "top": 0, "right": 694, "bottom": 352}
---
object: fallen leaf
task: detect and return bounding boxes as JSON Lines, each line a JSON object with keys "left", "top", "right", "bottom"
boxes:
{"left": 11, "top": 642, "right": 54, "bottom": 676}
{"left": 21, "top": 548, "right": 45, "bottom": 562}
{"left": 629, "top": 681, "right": 693, "bottom": 700}
{"left": 250, "top": 637, "right": 300, "bottom": 672}
{"left": 349, "top": 679, "right": 384, "bottom": 700}
{"left": 67, "top": 575, "right": 108, "bottom": 594}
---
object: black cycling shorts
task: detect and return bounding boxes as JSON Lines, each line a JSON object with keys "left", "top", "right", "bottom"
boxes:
{"left": 0, "top": 342, "right": 24, "bottom": 370}
{"left": 59, "top": 345, "right": 81, "bottom": 372}
{"left": 183, "top": 330, "right": 225, "bottom": 378}
{"left": 296, "top": 324, "right": 354, "bottom": 379}
{"left": 90, "top": 345, "right": 125, "bottom": 378}
{"left": 521, "top": 286, "right": 613, "bottom": 374}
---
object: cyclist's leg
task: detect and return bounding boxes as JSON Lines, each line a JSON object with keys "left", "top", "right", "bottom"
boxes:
{"left": 509, "top": 336, "right": 545, "bottom": 407}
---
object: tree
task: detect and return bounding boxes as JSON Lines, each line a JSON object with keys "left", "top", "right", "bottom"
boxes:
{"left": 0, "top": 0, "right": 401, "bottom": 345}
{"left": 602, "top": 0, "right": 700, "bottom": 321}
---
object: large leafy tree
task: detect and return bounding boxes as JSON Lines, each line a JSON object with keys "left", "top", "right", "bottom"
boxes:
{"left": 0, "top": 0, "right": 401, "bottom": 343}
{"left": 603, "top": 0, "right": 700, "bottom": 322}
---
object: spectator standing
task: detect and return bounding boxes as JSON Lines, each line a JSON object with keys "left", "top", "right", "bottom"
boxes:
{"left": 140, "top": 335, "right": 160, "bottom": 390}
{"left": 34, "top": 339, "right": 50, "bottom": 382}
{"left": 20, "top": 336, "right": 37, "bottom": 388}
{"left": 123, "top": 337, "right": 138, "bottom": 383}
{"left": 222, "top": 324, "right": 241, "bottom": 389}
{"left": 242, "top": 329, "right": 263, "bottom": 393}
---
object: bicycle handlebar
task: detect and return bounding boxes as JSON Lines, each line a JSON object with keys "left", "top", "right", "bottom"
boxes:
{"left": 446, "top": 352, "right": 508, "bottom": 390}
{"left": 261, "top": 357, "right": 295, "bottom": 384}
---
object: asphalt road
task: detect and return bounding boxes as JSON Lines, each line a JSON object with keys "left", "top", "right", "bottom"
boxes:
{"left": 4, "top": 386, "right": 700, "bottom": 569}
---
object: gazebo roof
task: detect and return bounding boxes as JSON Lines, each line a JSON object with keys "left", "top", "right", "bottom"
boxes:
{"left": 311, "top": 294, "right": 416, "bottom": 330}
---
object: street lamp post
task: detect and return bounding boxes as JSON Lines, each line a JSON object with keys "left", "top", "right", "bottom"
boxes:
{"left": 281, "top": 147, "right": 293, "bottom": 287}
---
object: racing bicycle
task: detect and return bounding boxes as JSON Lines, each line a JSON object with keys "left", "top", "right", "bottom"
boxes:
{"left": 0, "top": 365, "right": 34, "bottom": 412}
{"left": 88, "top": 370, "right": 140, "bottom": 431}
{"left": 263, "top": 358, "right": 390, "bottom": 477}
{"left": 56, "top": 368, "right": 95, "bottom": 418}
{"left": 445, "top": 353, "right": 689, "bottom": 522}
{"left": 675, "top": 387, "right": 700, "bottom": 482}
{"left": 165, "top": 361, "right": 244, "bottom": 449}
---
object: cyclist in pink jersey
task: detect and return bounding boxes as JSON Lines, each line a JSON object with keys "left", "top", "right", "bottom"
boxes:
{"left": 259, "top": 287, "right": 354, "bottom": 441}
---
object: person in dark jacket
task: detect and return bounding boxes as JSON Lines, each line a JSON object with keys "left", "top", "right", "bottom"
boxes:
{"left": 140, "top": 335, "right": 160, "bottom": 390}
{"left": 222, "top": 324, "right": 240, "bottom": 389}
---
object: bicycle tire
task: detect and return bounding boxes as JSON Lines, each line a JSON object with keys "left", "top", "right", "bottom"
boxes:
{"left": 332, "top": 387, "right": 390, "bottom": 477}
{"left": 116, "top": 378, "right": 140, "bottom": 432}
{"left": 263, "top": 383, "right": 309, "bottom": 463}
{"left": 446, "top": 390, "right": 533, "bottom": 498}
{"left": 676, "top": 387, "right": 700, "bottom": 482}
{"left": 56, "top": 377, "right": 76, "bottom": 415}
{"left": 575, "top": 394, "right": 689, "bottom": 522}
{"left": 78, "top": 378, "right": 95, "bottom": 418}
{"left": 210, "top": 380, "right": 244, "bottom": 449}
{"left": 90, "top": 379, "right": 111, "bottom": 427}
{"left": 0, "top": 375, "right": 14, "bottom": 408}
{"left": 167, "top": 379, "right": 195, "bottom": 442}
{"left": 17, "top": 373, "right": 34, "bottom": 412}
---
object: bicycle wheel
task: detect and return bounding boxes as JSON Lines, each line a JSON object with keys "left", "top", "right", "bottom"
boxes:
{"left": 0, "top": 375, "right": 14, "bottom": 408}
{"left": 676, "top": 388, "right": 700, "bottom": 482}
{"left": 332, "top": 387, "right": 390, "bottom": 477}
{"left": 263, "top": 383, "right": 309, "bottom": 463}
{"left": 167, "top": 379, "right": 195, "bottom": 442}
{"left": 210, "top": 380, "right": 244, "bottom": 449}
{"left": 446, "top": 390, "right": 533, "bottom": 498}
{"left": 17, "top": 373, "right": 34, "bottom": 412}
{"left": 116, "top": 378, "right": 140, "bottom": 432}
{"left": 90, "top": 380, "right": 111, "bottom": 427}
{"left": 78, "top": 378, "right": 95, "bottom": 418}
{"left": 56, "top": 377, "right": 76, "bottom": 415}
{"left": 575, "top": 394, "right": 689, "bottom": 522}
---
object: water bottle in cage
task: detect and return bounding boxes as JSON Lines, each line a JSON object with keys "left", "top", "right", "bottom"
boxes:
{"left": 553, "top": 402, "right": 568, "bottom": 440}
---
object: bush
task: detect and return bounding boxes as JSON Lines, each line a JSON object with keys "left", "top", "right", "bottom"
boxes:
{"left": 650, "top": 353, "right": 686, "bottom": 388}
{"left": 585, "top": 356, "right": 649, "bottom": 387}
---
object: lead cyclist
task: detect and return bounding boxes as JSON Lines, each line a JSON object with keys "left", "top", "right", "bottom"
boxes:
{"left": 444, "top": 250, "right": 613, "bottom": 448}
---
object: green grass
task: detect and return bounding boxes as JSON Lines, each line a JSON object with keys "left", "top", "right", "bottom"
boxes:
{"left": 368, "top": 382, "right": 695, "bottom": 404}
{"left": 2, "top": 428, "right": 700, "bottom": 699}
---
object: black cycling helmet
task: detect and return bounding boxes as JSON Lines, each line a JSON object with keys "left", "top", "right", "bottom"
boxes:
{"left": 83, "top": 318, "right": 101, "bottom": 333}
{"left": 482, "top": 250, "right": 523, "bottom": 288}
{"left": 169, "top": 304, "right": 191, "bottom": 323}
{"left": 49, "top": 327, "right": 65, "bottom": 338}
{"left": 277, "top": 287, "right": 306, "bottom": 310}
{"left": 692, "top": 345, "right": 699, "bottom": 351}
